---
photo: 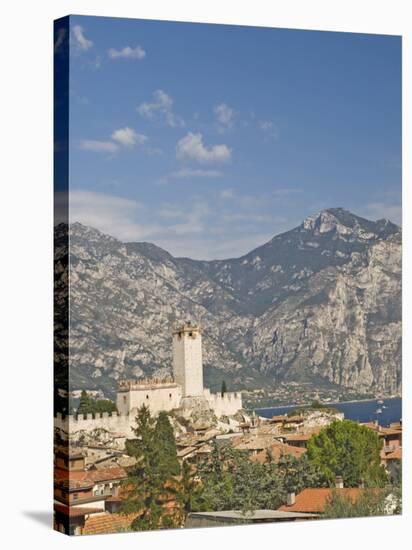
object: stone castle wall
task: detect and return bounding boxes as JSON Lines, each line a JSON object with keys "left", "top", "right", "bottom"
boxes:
{"left": 54, "top": 388, "right": 243, "bottom": 439}
{"left": 54, "top": 411, "right": 136, "bottom": 439}
{"left": 117, "top": 383, "right": 181, "bottom": 416}
{"left": 204, "top": 389, "right": 243, "bottom": 417}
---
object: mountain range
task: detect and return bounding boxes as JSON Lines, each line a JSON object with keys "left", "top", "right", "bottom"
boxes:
{"left": 54, "top": 208, "right": 401, "bottom": 399}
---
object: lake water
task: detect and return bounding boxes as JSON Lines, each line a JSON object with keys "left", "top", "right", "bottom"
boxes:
{"left": 256, "top": 397, "right": 402, "bottom": 427}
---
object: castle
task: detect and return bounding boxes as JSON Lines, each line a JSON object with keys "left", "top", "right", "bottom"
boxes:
{"left": 55, "top": 323, "right": 242, "bottom": 438}
{"left": 117, "top": 322, "right": 242, "bottom": 418}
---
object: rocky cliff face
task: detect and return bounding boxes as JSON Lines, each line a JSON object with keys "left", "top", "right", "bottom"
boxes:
{"left": 55, "top": 208, "right": 401, "bottom": 397}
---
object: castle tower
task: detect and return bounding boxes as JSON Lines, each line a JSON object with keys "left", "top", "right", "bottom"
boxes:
{"left": 172, "top": 322, "right": 203, "bottom": 397}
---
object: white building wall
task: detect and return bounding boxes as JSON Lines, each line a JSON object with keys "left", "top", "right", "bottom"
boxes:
{"left": 172, "top": 326, "right": 203, "bottom": 397}
{"left": 54, "top": 412, "right": 136, "bottom": 439}
{"left": 204, "top": 389, "right": 243, "bottom": 417}
{"left": 121, "top": 384, "right": 182, "bottom": 415}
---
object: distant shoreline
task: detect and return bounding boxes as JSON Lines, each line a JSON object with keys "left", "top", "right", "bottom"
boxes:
{"left": 254, "top": 395, "right": 402, "bottom": 412}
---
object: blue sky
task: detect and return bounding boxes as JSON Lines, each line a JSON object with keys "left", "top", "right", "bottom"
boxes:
{"left": 64, "top": 15, "right": 401, "bottom": 259}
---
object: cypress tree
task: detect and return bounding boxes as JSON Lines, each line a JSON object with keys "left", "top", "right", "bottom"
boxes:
{"left": 77, "top": 390, "right": 92, "bottom": 416}
{"left": 153, "top": 412, "right": 180, "bottom": 477}
{"left": 121, "top": 405, "right": 183, "bottom": 531}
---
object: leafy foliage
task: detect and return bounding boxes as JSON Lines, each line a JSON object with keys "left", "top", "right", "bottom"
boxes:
{"left": 121, "top": 406, "right": 183, "bottom": 531}
{"left": 307, "top": 420, "right": 388, "bottom": 487}
{"left": 193, "top": 443, "right": 324, "bottom": 513}
{"left": 275, "top": 453, "right": 326, "bottom": 493}
{"left": 76, "top": 390, "right": 117, "bottom": 416}
{"left": 153, "top": 412, "right": 180, "bottom": 478}
{"left": 323, "top": 487, "right": 399, "bottom": 519}
{"left": 178, "top": 461, "right": 204, "bottom": 514}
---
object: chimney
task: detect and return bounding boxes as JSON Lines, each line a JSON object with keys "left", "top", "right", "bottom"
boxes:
{"left": 286, "top": 492, "right": 296, "bottom": 506}
{"left": 335, "top": 475, "right": 344, "bottom": 489}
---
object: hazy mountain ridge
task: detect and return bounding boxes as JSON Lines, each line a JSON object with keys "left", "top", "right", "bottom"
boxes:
{"left": 55, "top": 208, "right": 401, "bottom": 397}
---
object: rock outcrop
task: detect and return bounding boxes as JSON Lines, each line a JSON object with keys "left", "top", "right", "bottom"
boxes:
{"left": 54, "top": 208, "right": 401, "bottom": 397}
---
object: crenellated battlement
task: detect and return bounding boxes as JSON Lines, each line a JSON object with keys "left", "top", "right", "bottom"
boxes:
{"left": 54, "top": 411, "right": 136, "bottom": 438}
{"left": 172, "top": 320, "right": 201, "bottom": 336}
{"left": 55, "top": 326, "right": 242, "bottom": 438}
{"left": 204, "top": 389, "right": 243, "bottom": 417}
{"left": 118, "top": 376, "right": 177, "bottom": 391}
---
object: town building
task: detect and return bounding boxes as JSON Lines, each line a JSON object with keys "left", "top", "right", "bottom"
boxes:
{"left": 278, "top": 486, "right": 363, "bottom": 515}
{"left": 186, "top": 509, "right": 315, "bottom": 528}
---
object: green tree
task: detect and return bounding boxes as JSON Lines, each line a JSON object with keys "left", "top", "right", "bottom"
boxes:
{"left": 221, "top": 380, "right": 228, "bottom": 397}
{"left": 307, "top": 420, "right": 388, "bottom": 487}
{"left": 195, "top": 443, "right": 286, "bottom": 513}
{"left": 276, "top": 454, "right": 325, "bottom": 493}
{"left": 323, "top": 487, "right": 392, "bottom": 519}
{"left": 76, "top": 391, "right": 117, "bottom": 416}
{"left": 121, "top": 405, "right": 183, "bottom": 531}
{"left": 179, "top": 460, "right": 205, "bottom": 514}
{"left": 94, "top": 399, "right": 117, "bottom": 414}
{"left": 153, "top": 412, "right": 180, "bottom": 478}
{"left": 77, "top": 390, "right": 93, "bottom": 415}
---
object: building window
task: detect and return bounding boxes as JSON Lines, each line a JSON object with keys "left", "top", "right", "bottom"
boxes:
{"left": 189, "top": 332, "right": 193, "bottom": 337}
{"left": 123, "top": 396, "right": 126, "bottom": 404}
{"left": 146, "top": 394, "right": 149, "bottom": 399}
{"left": 73, "top": 493, "right": 78, "bottom": 501}
{"left": 169, "top": 393, "right": 172, "bottom": 399}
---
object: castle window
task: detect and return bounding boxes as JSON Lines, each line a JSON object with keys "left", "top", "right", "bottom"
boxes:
{"left": 189, "top": 332, "right": 193, "bottom": 337}
{"left": 146, "top": 394, "right": 149, "bottom": 399}
{"left": 123, "top": 396, "right": 126, "bottom": 404}
{"left": 169, "top": 393, "right": 172, "bottom": 399}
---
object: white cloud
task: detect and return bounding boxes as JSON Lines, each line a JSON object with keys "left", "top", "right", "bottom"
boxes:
{"left": 79, "top": 127, "right": 147, "bottom": 154}
{"left": 363, "top": 202, "right": 402, "bottom": 225}
{"left": 108, "top": 46, "right": 146, "bottom": 60}
{"left": 219, "top": 188, "right": 235, "bottom": 200}
{"left": 137, "top": 89, "right": 185, "bottom": 128}
{"left": 214, "top": 103, "right": 235, "bottom": 131}
{"left": 156, "top": 168, "right": 223, "bottom": 186}
{"left": 259, "top": 120, "right": 273, "bottom": 131}
{"left": 258, "top": 119, "right": 279, "bottom": 138}
{"left": 72, "top": 25, "right": 93, "bottom": 51}
{"left": 111, "top": 127, "right": 147, "bottom": 146}
{"left": 176, "top": 132, "right": 232, "bottom": 164}
{"left": 78, "top": 140, "right": 119, "bottom": 153}
{"left": 172, "top": 168, "right": 223, "bottom": 178}
{"left": 64, "top": 186, "right": 294, "bottom": 260}
{"left": 69, "top": 190, "right": 161, "bottom": 241}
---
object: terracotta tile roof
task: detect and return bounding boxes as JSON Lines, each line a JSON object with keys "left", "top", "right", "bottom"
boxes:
{"left": 54, "top": 503, "right": 101, "bottom": 518}
{"left": 55, "top": 478, "right": 94, "bottom": 491}
{"left": 269, "top": 415, "right": 288, "bottom": 423}
{"left": 284, "top": 433, "right": 313, "bottom": 442}
{"left": 232, "top": 434, "right": 278, "bottom": 451}
{"left": 278, "top": 488, "right": 362, "bottom": 513}
{"left": 85, "top": 467, "right": 127, "bottom": 482}
{"left": 381, "top": 447, "right": 402, "bottom": 460}
{"left": 389, "top": 422, "right": 402, "bottom": 430}
{"left": 55, "top": 467, "right": 127, "bottom": 484}
{"left": 250, "top": 443, "right": 306, "bottom": 464}
{"left": 362, "top": 423, "right": 402, "bottom": 437}
{"left": 83, "top": 512, "right": 141, "bottom": 535}
{"left": 177, "top": 446, "right": 197, "bottom": 458}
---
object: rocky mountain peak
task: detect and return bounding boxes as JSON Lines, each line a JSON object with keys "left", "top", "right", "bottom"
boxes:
{"left": 55, "top": 208, "right": 401, "bottom": 398}
{"left": 302, "top": 207, "right": 399, "bottom": 241}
